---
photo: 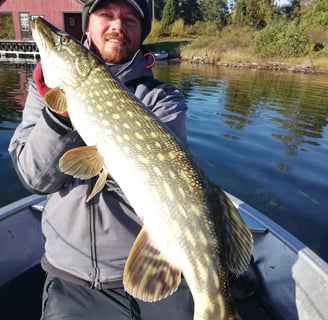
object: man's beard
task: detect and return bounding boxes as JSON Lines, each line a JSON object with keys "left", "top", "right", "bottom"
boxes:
{"left": 98, "top": 32, "right": 131, "bottom": 64}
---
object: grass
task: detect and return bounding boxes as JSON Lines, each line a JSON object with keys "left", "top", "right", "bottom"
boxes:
{"left": 144, "top": 38, "right": 192, "bottom": 58}
{"left": 144, "top": 26, "right": 328, "bottom": 72}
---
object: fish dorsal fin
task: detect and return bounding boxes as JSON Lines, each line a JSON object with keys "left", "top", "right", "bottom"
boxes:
{"left": 59, "top": 146, "right": 109, "bottom": 201}
{"left": 123, "top": 228, "right": 181, "bottom": 302}
{"left": 44, "top": 87, "right": 68, "bottom": 113}
{"left": 213, "top": 184, "right": 253, "bottom": 275}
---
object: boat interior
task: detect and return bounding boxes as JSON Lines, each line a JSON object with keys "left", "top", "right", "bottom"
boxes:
{"left": 0, "top": 194, "right": 327, "bottom": 319}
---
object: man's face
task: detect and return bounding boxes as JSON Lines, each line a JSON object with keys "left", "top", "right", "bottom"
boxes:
{"left": 86, "top": 0, "right": 142, "bottom": 64}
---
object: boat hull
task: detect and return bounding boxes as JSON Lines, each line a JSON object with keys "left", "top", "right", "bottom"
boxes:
{"left": 1, "top": 193, "right": 327, "bottom": 319}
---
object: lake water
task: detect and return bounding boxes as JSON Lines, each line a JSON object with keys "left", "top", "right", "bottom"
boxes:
{"left": 0, "top": 66, "right": 32, "bottom": 205}
{"left": 1, "top": 62, "right": 327, "bottom": 263}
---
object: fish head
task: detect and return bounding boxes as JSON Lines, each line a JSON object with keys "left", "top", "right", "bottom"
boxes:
{"left": 31, "top": 17, "right": 96, "bottom": 90}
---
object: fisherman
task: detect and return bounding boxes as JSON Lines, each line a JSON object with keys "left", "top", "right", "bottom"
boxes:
{"left": 9, "top": 0, "right": 192, "bottom": 319}
{"left": 9, "top": 0, "right": 256, "bottom": 319}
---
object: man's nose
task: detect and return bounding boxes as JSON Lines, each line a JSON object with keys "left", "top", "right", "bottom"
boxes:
{"left": 110, "top": 18, "right": 123, "bottom": 32}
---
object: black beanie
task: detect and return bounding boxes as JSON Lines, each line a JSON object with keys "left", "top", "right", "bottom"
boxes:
{"left": 82, "top": 0, "right": 152, "bottom": 42}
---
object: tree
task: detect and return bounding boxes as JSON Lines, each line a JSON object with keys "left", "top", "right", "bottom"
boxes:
{"left": 201, "top": 0, "right": 230, "bottom": 27}
{"left": 181, "top": 0, "right": 203, "bottom": 25}
{"left": 231, "top": 0, "right": 248, "bottom": 25}
{"left": 276, "top": 0, "right": 301, "bottom": 19}
{"left": 161, "top": 0, "right": 181, "bottom": 30}
{"left": 232, "top": 0, "right": 275, "bottom": 28}
{"left": 301, "top": 0, "right": 328, "bottom": 29}
{"left": 0, "top": 14, "right": 15, "bottom": 39}
{"left": 152, "top": 0, "right": 166, "bottom": 21}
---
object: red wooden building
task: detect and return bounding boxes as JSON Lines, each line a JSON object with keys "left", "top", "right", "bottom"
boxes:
{"left": 0, "top": 0, "right": 87, "bottom": 41}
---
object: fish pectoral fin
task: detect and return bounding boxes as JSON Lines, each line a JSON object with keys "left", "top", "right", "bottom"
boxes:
{"left": 213, "top": 184, "right": 253, "bottom": 275}
{"left": 123, "top": 228, "right": 181, "bottom": 302}
{"left": 44, "top": 87, "right": 68, "bottom": 113}
{"left": 59, "top": 146, "right": 104, "bottom": 179}
{"left": 86, "top": 167, "right": 108, "bottom": 202}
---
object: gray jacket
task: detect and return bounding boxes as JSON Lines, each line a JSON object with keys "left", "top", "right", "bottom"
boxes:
{"left": 8, "top": 49, "right": 187, "bottom": 289}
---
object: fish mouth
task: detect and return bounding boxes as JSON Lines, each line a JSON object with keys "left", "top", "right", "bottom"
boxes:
{"left": 30, "top": 17, "right": 75, "bottom": 88}
{"left": 31, "top": 17, "right": 64, "bottom": 54}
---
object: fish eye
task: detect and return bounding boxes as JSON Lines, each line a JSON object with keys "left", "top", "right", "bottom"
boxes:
{"left": 60, "top": 35, "right": 70, "bottom": 45}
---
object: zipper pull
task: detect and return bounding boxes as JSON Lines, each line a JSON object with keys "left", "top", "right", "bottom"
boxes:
{"left": 92, "top": 267, "right": 102, "bottom": 290}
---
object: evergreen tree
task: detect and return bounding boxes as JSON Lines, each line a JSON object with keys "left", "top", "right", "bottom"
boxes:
{"left": 181, "top": 0, "right": 203, "bottom": 24}
{"left": 232, "top": 0, "right": 248, "bottom": 25}
{"left": 232, "top": 0, "right": 275, "bottom": 28}
{"left": 161, "top": 0, "right": 181, "bottom": 30}
{"left": 152, "top": 0, "right": 166, "bottom": 20}
{"left": 201, "top": 0, "right": 229, "bottom": 27}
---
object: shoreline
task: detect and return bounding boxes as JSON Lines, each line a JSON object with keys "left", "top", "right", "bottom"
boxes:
{"left": 146, "top": 38, "right": 328, "bottom": 75}
{"left": 180, "top": 57, "right": 328, "bottom": 75}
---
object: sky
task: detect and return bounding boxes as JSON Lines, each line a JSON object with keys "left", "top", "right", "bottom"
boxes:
{"left": 275, "top": 0, "right": 290, "bottom": 6}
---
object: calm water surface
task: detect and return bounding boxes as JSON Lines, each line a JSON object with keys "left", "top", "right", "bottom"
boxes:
{"left": 1, "top": 63, "right": 327, "bottom": 262}
{"left": 0, "top": 66, "right": 32, "bottom": 205}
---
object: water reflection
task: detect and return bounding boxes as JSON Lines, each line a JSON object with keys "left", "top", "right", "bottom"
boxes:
{"left": 0, "top": 66, "right": 32, "bottom": 205}
{"left": 155, "top": 62, "right": 328, "bottom": 162}
{"left": 154, "top": 63, "right": 328, "bottom": 261}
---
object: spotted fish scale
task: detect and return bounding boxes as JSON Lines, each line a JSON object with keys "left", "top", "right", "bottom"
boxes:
{"left": 31, "top": 17, "right": 253, "bottom": 320}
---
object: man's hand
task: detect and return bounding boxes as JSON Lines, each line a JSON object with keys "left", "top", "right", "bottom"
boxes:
{"left": 33, "top": 61, "right": 51, "bottom": 97}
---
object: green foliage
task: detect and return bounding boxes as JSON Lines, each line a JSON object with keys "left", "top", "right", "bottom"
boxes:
{"left": 153, "top": 0, "right": 166, "bottom": 20}
{"left": 170, "top": 18, "right": 186, "bottom": 37}
{"left": 161, "top": 0, "right": 181, "bottom": 30}
{"left": 201, "top": 0, "right": 229, "bottom": 28}
{"left": 232, "top": 0, "right": 275, "bottom": 28}
{"left": 232, "top": 0, "right": 248, "bottom": 26}
{"left": 192, "top": 20, "right": 221, "bottom": 36}
{"left": 179, "top": 25, "right": 257, "bottom": 63}
{"left": 148, "top": 0, "right": 327, "bottom": 64}
{"left": 254, "top": 18, "right": 311, "bottom": 58}
{"left": 301, "top": 0, "right": 328, "bottom": 30}
{"left": 181, "top": 0, "right": 203, "bottom": 25}
{"left": 149, "top": 20, "right": 163, "bottom": 38}
{"left": 275, "top": 0, "right": 301, "bottom": 19}
{"left": 0, "top": 14, "right": 15, "bottom": 39}
{"left": 149, "top": 18, "right": 200, "bottom": 38}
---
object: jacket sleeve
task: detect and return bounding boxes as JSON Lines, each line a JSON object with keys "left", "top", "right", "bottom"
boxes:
{"left": 8, "top": 82, "right": 84, "bottom": 194}
{"left": 135, "top": 82, "right": 188, "bottom": 145}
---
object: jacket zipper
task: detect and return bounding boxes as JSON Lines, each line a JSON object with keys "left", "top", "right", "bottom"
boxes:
{"left": 89, "top": 188, "right": 101, "bottom": 290}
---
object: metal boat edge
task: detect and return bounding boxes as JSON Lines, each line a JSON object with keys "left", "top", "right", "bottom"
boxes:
{"left": 226, "top": 192, "right": 328, "bottom": 320}
{"left": 1, "top": 193, "right": 327, "bottom": 319}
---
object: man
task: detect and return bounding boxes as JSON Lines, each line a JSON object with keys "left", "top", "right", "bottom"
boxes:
{"left": 8, "top": 0, "right": 192, "bottom": 319}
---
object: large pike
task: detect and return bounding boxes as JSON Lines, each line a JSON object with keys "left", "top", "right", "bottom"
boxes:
{"left": 31, "top": 17, "right": 253, "bottom": 320}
